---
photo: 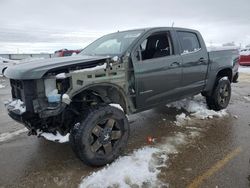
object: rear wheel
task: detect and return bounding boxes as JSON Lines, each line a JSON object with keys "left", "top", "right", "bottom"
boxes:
{"left": 70, "top": 105, "right": 129, "bottom": 166}
{"left": 206, "top": 77, "right": 231, "bottom": 111}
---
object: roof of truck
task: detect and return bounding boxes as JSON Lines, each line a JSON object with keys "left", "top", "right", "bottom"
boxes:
{"left": 113, "top": 27, "right": 198, "bottom": 34}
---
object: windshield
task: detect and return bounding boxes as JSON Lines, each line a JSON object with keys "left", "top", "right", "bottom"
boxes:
{"left": 79, "top": 30, "right": 143, "bottom": 56}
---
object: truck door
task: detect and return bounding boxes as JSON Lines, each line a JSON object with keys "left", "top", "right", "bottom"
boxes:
{"left": 176, "top": 30, "right": 209, "bottom": 93}
{"left": 132, "top": 30, "right": 182, "bottom": 109}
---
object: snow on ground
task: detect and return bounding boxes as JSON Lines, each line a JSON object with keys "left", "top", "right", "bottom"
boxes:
{"left": 80, "top": 95, "right": 228, "bottom": 187}
{"left": 175, "top": 113, "right": 191, "bottom": 126}
{"left": 0, "top": 128, "right": 28, "bottom": 143}
{"left": 79, "top": 132, "right": 198, "bottom": 188}
{"left": 243, "top": 96, "right": 250, "bottom": 102}
{"left": 80, "top": 147, "right": 163, "bottom": 188}
{"left": 167, "top": 95, "right": 228, "bottom": 125}
{"left": 40, "top": 132, "right": 69, "bottom": 143}
{"left": 239, "top": 66, "right": 250, "bottom": 74}
{"left": 0, "top": 84, "right": 5, "bottom": 88}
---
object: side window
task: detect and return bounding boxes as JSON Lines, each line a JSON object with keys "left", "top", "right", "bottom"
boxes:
{"left": 136, "top": 32, "right": 174, "bottom": 61}
{"left": 177, "top": 31, "right": 201, "bottom": 54}
{"left": 140, "top": 39, "right": 147, "bottom": 51}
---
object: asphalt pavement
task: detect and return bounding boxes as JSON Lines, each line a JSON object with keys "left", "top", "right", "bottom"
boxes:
{"left": 0, "top": 74, "right": 250, "bottom": 188}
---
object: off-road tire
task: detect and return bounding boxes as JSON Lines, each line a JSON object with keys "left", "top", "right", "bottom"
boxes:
{"left": 70, "top": 104, "right": 129, "bottom": 166}
{"left": 206, "top": 77, "right": 231, "bottom": 111}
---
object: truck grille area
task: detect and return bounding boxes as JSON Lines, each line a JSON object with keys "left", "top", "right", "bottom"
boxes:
{"left": 10, "top": 79, "right": 37, "bottom": 113}
{"left": 10, "top": 80, "right": 23, "bottom": 100}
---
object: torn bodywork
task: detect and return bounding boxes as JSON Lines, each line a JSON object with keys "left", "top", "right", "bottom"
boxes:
{"left": 5, "top": 55, "right": 135, "bottom": 135}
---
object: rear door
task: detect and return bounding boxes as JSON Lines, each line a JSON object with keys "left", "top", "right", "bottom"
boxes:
{"left": 176, "top": 30, "right": 209, "bottom": 94}
{"left": 132, "top": 29, "right": 182, "bottom": 109}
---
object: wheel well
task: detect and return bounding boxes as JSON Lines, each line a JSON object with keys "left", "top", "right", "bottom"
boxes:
{"left": 72, "top": 85, "right": 128, "bottom": 113}
{"left": 216, "top": 68, "right": 233, "bottom": 82}
{"left": 2, "top": 67, "right": 7, "bottom": 75}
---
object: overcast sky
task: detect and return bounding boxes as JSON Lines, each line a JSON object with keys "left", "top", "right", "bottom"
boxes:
{"left": 0, "top": 0, "right": 250, "bottom": 53}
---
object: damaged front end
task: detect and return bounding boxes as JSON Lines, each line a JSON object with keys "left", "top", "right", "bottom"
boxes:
{"left": 5, "top": 77, "right": 74, "bottom": 136}
{"left": 5, "top": 54, "right": 128, "bottom": 136}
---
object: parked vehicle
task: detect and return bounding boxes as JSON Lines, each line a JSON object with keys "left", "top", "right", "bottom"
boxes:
{"left": 239, "top": 48, "right": 250, "bottom": 66}
{"left": 54, "top": 49, "right": 81, "bottom": 57}
{"left": 0, "top": 57, "right": 18, "bottom": 75}
{"left": 4, "top": 27, "right": 239, "bottom": 166}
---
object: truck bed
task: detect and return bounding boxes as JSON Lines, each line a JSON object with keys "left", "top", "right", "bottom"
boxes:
{"left": 208, "top": 48, "right": 239, "bottom": 76}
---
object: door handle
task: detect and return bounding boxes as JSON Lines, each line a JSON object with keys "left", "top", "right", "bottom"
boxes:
{"left": 199, "top": 58, "right": 206, "bottom": 64}
{"left": 170, "top": 62, "right": 180, "bottom": 67}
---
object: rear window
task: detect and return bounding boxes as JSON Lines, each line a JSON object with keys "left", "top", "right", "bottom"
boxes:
{"left": 177, "top": 31, "right": 201, "bottom": 54}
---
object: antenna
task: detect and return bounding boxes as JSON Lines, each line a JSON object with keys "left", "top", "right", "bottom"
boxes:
{"left": 171, "top": 22, "right": 175, "bottom": 27}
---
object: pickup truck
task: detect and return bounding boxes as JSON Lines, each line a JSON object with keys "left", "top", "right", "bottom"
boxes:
{"left": 239, "top": 48, "right": 250, "bottom": 66}
{"left": 4, "top": 27, "right": 239, "bottom": 166}
{"left": 54, "top": 49, "right": 81, "bottom": 57}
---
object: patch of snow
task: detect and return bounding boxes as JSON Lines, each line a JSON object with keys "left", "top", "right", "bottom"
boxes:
{"left": 112, "top": 56, "right": 119, "bottom": 61}
{"left": 40, "top": 131, "right": 69, "bottom": 143}
{"left": 233, "top": 115, "right": 238, "bottom": 119}
{"left": 79, "top": 132, "right": 194, "bottom": 188}
{"left": 167, "top": 95, "right": 228, "bottom": 124}
{"left": 0, "top": 84, "right": 5, "bottom": 88}
{"left": 109, "top": 103, "right": 124, "bottom": 111}
{"left": 221, "top": 76, "right": 229, "bottom": 81}
{"left": 239, "top": 66, "right": 250, "bottom": 74}
{"left": 175, "top": 113, "right": 190, "bottom": 126}
{"left": 243, "top": 96, "right": 250, "bottom": 102}
{"left": 0, "top": 128, "right": 28, "bottom": 143}
{"left": 62, "top": 94, "right": 70, "bottom": 100}
{"left": 7, "top": 99, "right": 26, "bottom": 114}
{"left": 56, "top": 72, "right": 67, "bottom": 79}
{"left": 0, "top": 57, "right": 17, "bottom": 63}
{"left": 73, "top": 63, "right": 107, "bottom": 73}
{"left": 80, "top": 147, "right": 164, "bottom": 188}
{"left": 240, "top": 50, "right": 250, "bottom": 56}
{"left": 188, "top": 131, "right": 200, "bottom": 138}
{"left": 182, "top": 48, "right": 201, "bottom": 55}
{"left": 186, "top": 126, "right": 203, "bottom": 131}
{"left": 207, "top": 46, "right": 239, "bottom": 52}
{"left": 62, "top": 94, "right": 71, "bottom": 104}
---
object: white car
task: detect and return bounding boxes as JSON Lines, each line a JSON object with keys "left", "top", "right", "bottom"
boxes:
{"left": 0, "top": 57, "right": 18, "bottom": 75}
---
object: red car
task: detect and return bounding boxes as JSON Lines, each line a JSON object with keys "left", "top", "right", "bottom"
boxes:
{"left": 239, "top": 48, "right": 250, "bottom": 66}
{"left": 54, "top": 49, "right": 81, "bottom": 57}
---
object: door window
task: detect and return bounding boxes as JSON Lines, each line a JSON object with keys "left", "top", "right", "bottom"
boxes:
{"left": 136, "top": 32, "right": 174, "bottom": 61}
{"left": 177, "top": 31, "right": 201, "bottom": 54}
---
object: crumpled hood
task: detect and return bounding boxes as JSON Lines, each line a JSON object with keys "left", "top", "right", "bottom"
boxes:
{"left": 4, "top": 55, "right": 109, "bottom": 80}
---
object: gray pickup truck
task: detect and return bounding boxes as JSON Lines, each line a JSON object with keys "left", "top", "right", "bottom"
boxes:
{"left": 4, "top": 27, "right": 239, "bottom": 166}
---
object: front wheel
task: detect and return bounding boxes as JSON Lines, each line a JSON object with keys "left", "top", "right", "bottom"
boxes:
{"left": 70, "top": 105, "right": 129, "bottom": 166}
{"left": 206, "top": 77, "right": 231, "bottom": 111}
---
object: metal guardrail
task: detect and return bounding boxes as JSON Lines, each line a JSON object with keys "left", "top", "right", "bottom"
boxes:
{"left": 0, "top": 54, "right": 53, "bottom": 60}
